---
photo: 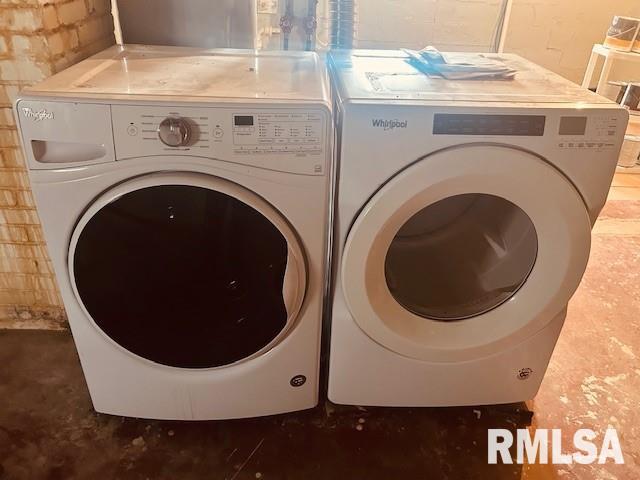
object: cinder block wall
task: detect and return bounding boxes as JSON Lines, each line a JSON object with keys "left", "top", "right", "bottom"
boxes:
{"left": 503, "top": 0, "right": 640, "bottom": 83}
{"left": 354, "top": 0, "right": 640, "bottom": 83}
{"left": 0, "top": 0, "right": 115, "bottom": 330}
{"left": 356, "top": 0, "right": 503, "bottom": 52}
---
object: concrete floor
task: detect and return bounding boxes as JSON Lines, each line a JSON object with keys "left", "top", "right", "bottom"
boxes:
{"left": 0, "top": 174, "right": 639, "bottom": 480}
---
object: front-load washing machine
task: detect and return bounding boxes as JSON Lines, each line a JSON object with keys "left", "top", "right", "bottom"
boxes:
{"left": 16, "top": 45, "right": 332, "bottom": 420}
{"left": 327, "top": 50, "right": 627, "bottom": 407}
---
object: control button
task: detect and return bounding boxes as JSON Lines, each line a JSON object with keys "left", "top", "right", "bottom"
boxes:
{"left": 127, "top": 125, "right": 139, "bottom": 136}
{"left": 158, "top": 117, "right": 192, "bottom": 147}
{"left": 214, "top": 127, "right": 224, "bottom": 138}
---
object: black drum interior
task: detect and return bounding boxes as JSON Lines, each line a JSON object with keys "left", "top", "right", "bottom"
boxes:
{"left": 73, "top": 184, "right": 291, "bottom": 368}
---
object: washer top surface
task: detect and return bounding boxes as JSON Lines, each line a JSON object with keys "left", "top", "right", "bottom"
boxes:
{"left": 329, "top": 49, "right": 612, "bottom": 105}
{"left": 23, "top": 44, "right": 330, "bottom": 104}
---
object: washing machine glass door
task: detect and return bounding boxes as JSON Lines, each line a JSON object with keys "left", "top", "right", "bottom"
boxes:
{"left": 341, "top": 144, "right": 592, "bottom": 362}
{"left": 69, "top": 172, "right": 306, "bottom": 369}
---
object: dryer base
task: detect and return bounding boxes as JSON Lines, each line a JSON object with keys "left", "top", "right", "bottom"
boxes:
{"left": 328, "top": 309, "right": 566, "bottom": 407}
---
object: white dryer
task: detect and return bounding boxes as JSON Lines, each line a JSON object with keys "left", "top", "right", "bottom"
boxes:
{"left": 16, "top": 45, "right": 332, "bottom": 420}
{"left": 328, "top": 50, "right": 627, "bottom": 407}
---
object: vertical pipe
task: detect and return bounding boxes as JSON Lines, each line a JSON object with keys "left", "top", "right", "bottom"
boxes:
{"left": 281, "top": 0, "right": 295, "bottom": 50}
{"left": 305, "top": 0, "right": 318, "bottom": 51}
{"left": 112, "top": 0, "right": 123, "bottom": 45}
{"left": 329, "top": 0, "right": 356, "bottom": 49}
{"left": 497, "top": 0, "right": 513, "bottom": 53}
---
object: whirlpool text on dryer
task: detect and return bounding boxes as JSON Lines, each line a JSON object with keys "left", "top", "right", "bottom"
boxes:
{"left": 371, "top": 118, "right": 408, "bottom": 130}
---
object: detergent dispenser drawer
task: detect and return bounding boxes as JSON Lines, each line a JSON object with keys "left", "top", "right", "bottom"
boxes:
{"left": 16, "top": 100, "right": 115, "bottom": 170}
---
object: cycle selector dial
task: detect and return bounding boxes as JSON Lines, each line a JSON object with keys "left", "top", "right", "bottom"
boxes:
{"left": 158, "top": 117, "right": 192, "bottom": 147}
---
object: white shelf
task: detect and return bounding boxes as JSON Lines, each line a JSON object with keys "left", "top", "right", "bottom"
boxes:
{"left": 581, "top": 44, "right": 640, "bottom": 95}
{"left": 592, "top": 44, "right": 640, "bottom": 63}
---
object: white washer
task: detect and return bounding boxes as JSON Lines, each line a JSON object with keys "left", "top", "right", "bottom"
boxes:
{"left": 15, "top": 45, "right": 332, "bottom": 420}
{"left": 328, "top": 50, "right": 627, "bottom": 407}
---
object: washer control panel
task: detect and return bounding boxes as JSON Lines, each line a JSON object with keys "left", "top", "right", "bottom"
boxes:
{"left": 232, "top": 112, "right": 323, "bottom": 154}
{"left": 111, "top": 105, "right": 328, "bottom": 175}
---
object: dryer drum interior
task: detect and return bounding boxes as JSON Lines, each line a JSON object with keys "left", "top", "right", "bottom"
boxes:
{"left": 72, "top": 184, "right": 292, "bottom": 369}
{"left": 384, "top": 193, "right": 538, "bottom": 321}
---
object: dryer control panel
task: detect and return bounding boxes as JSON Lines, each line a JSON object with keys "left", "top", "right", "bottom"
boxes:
{"left": 111, "top": 105, "right": 329, "bottom": 175}
{"left": 556, "top": 113, "right": 622, "bottom": 151}
{"left": 430, "top": 111, "right": 624, "bottom": 152}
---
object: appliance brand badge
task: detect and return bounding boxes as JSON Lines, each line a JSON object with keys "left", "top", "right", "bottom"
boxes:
{"left": 22, "top": 107, "right": 54, "bottom": 121}
{"left": 372, "top": 119, "right": 408, "bottom": 131}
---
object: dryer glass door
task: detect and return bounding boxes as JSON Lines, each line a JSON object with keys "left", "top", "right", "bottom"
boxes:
{"left": 341, "top": 145, "right": 592, "bottom": 362}
{"left": 69, "top": 173, "right": 306, "bottom": 369}
{"left": 385, "top": 193, "right": 538, "bottom": 321}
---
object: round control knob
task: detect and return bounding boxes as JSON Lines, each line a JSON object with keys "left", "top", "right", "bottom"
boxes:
{"left": 158, "top": 117, "right": 191, "bottom": 147}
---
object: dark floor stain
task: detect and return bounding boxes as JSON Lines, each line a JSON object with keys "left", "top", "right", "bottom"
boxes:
{"left": 0, "top": 330, "right": 531, "bottom": 480}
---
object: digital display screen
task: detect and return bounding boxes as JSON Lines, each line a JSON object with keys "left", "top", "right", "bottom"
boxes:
{"left": 433, "top": 114, "right": 546, "bottom": 136}
{"left": 559, "top": 116, "right": 587, "bottom": 136}
{"left": 234, "top": 115, "right": 254, "bottom": 126}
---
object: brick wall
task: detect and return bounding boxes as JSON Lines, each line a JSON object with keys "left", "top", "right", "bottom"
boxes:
{"left": 0, "top": 0, "right": 114, "bottom": 330}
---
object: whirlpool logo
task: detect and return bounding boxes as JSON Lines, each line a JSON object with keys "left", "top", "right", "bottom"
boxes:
{"left": 372, "top": 119, "right": 408, "bottom": 131}
{"left": 21, "top": 107, "right": 54, "bottom": 121}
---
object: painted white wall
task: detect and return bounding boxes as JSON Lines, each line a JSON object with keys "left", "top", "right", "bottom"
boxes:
{"left": 354, "top": 0, "right": 640, "bottom": 84}
{"left": 357, "top": 0, "right": 503, "bottom": 52}
{"left": 503, "top": 0, "right": 640, "bottom": 83}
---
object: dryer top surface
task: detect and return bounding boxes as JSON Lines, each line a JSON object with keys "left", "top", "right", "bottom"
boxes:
{"left": 329, "top": 50, "right": 614, "bottom": 106}
{"left": 23, "top": 44, "right": 330, "bottom": 104}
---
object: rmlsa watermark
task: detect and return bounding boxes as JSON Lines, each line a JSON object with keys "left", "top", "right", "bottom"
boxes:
{"left": 488, "top": 428, "right": 624, "bottom": 465}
